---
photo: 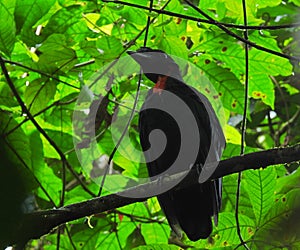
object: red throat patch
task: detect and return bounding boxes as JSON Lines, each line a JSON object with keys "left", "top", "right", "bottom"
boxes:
{"left": 153, "top": 76, "right": 168, "bottom": 94}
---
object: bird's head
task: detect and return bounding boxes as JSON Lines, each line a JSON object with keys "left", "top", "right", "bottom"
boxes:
{"left": 127, "top": 47, "right": 182, "bottom": 87}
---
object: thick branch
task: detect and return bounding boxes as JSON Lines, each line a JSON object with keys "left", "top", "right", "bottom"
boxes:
{"left": 10, "top": 144, "right": 300, "bottom": 246}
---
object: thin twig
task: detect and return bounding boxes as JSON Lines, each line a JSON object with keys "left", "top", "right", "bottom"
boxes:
{"left": 234, "top": 0, "right": 250, "bottom": 248}
{"left": 143, "top": 0, "right": 154, "bottom": 47}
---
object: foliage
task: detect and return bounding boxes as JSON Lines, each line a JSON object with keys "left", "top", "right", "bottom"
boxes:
{"left": 0, "top": 0, "right": 300, "bottom": 249}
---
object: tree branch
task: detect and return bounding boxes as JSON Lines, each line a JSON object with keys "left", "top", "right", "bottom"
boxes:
{"left": 10, "top": 144, "right": 300, "bottom": 246}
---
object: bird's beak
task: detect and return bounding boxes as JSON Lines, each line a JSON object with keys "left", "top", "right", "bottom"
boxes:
{"left": 126, "top": 50, "right": 135, "bottom": 56}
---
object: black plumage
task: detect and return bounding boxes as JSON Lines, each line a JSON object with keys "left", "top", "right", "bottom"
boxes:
{"left": 127, "top": 47, "right": 225, "bottom": 241}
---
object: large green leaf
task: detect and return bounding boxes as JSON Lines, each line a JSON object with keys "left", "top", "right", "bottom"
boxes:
{"left": 96, "top": 35, "right": 124, "bottom": 60}
{"left": 118, "top": 5, "right": 147, "bottom": 25}
{"left": 244, "top": 168, "right": 276, "bottom": 226}
{"left": 249, "top": 73, "right": 275, "bottom": 109}
{"left": 222, "top": 174, "right": 256, "bottom": 221}
{"left": 41, "top": 5, "right": 90, "bottom": 42}
{"left": 15, "top": 0, "right": 55, "bottom": 44}
{"left": 141, "top": 222, "right": 169, "bottom": 244}
{"left": 24, "top": 78, "right": 56, "bottom": 115}
{"left": 37, "top": 33, "right": 78, "bottom": 73}
{"left": 219, "top": 0, "right": 263, "bottom": 24}
{"left": 195, "top": 55, "right": 245, "bottom": 114}
{"left": 253, "top": 189, "right": 300, "bottom": 249}
{"left": 194, "top": 31, "right": 292, "bottom": 109}
{"left": 15, "top": 0, "right": 55, "bottom": 33}
{"left": 158, "top": 36, "right": 188, "bottom": 59}
{"left": 0, "top": 0, "right": 16, "bottom": 56}
{"left": 198, "top": 32, "right": 292, "bottom": 77}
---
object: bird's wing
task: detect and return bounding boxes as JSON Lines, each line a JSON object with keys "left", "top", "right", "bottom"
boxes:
{"left": 138, "top": 92, "right": 182, "bottom": 237}
{"left": 186, "top": 86, "right": 225, "bottom": 224}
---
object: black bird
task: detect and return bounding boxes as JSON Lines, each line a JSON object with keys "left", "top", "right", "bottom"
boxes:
{"left": 127, "top": 47, "right": 225, "bottom": 241}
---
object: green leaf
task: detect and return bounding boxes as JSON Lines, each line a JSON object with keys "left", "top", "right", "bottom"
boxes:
{"left": 275, "top": 167, "right": 300, "bottom": 195}
{"left": 119, "top": 6, "right": 147, "bottom": 25}
{"left": 195, "top": 32, "right": 291, "bottom": 108}
{"left": 37, "top": 33, "right": 78, "bottom": 72}
{"left": 15, "top": 0, "right": 55, "bottom": 32}
{"left": 33, "top": 159, "right": 62, "bottom": 204}
{"left": 158, "top": 36, "right": 188, "bottom": 59}
{"left": 71, "top": 216, "right": 117, "bottom": 249}
{"left": 133, "top": 244, "right": 180, "bottom": 250}
{"left": 195, "top": 56, "right": 245, "bottom": 114}
{"left": 253, "top": 189, "right": 300, "bottom": 249}
{"left": 64, "top": 185, "right": 93, "bottom": 205}
{"left": 197, "top": 32, "right": 292, "bottom": 76}
{"left": 96, "top": 35, "right": 124, "bottom": 60}
{"left": 249, "top": 73, "right": 275, "bottom": 109}
{"left": 224, "top": 124, "right": 241, "bottom": 145}
{"left": 44, "top": 92, "right": 77, "bottom": 130}
{"left": 45, "top": 129, "right": 74, "bottom": 153}
{"left": 41, "top": 5, "right": 81, "bottom": 35}
{"left": 43, "top": 234, "right": 72, "bottom": 250}
{"left": 28, "top": 131, "right": 61, "bottom": 204}
{"left": 219, "top": 0, "right": 263, "bottom": 24}
{"left": 244, "top": 168, "right": 276, "bottom": 225}
{"left": 0, "top": 0, "right": 16, "bottom": 56}
{"left": 0, "top": 80, "right": 19, "bottom": 108}
{"left": 15, "top": 0, "right": 55, "bottom": 43}
{"left": 141, "top": 223, "right": 169, "bottom": 244}
{"left": 256, "top": 0, "right": 282, "bottom": 8}
{"left": 222, "top": 174, "right": 256, "bottom": 221}
{"left": 290, "top": 0, "right": 300, "bottom": 6}
{"left": 124, "top": 226, "right": 146, "bottom": 250}
{"left": 24, "top": 78, "right": 56, "bottom": 115}
{"left": 199, "top": 0, "right": 218, "bottom": 11}
{"left": 118, "top": 202, "right": 150, "bottom": 219}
